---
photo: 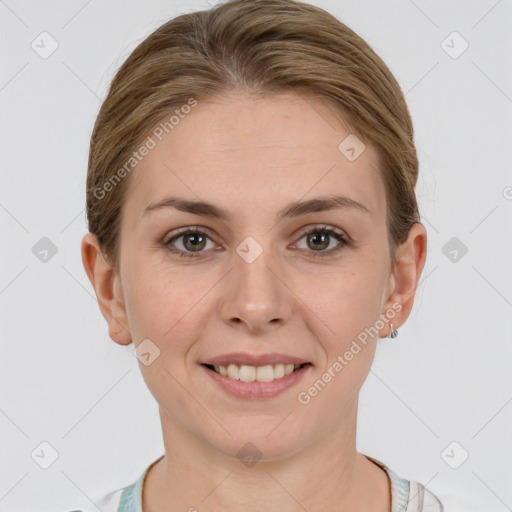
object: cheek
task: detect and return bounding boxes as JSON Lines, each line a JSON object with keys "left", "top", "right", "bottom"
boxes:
{"left": 299, "top": 276, "right": 382, "bottom": 410}
{"left": 304, "top": 266, "right": 384, "bottom": 340}
{"left": 296, "top": 268, "right": 385, "bottom": 398}
{"left": 123, "top": 262, "right": 214, "bottom": 354}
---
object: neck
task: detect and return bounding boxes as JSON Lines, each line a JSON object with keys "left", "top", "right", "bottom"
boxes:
{"left": 142, "top": 405, "right": 391, "bottom": 512}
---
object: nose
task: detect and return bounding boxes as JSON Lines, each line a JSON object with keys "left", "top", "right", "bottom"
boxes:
{"left": 217, "top": 244, "right": 293, "bottom": 335}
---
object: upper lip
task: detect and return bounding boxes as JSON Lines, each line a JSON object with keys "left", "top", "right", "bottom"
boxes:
{"left": 202, "top": 352, "right": 311, "bottom": 367}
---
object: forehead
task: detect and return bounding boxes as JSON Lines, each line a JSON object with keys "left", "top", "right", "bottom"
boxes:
{"left": 124, "top": 90, "right": 386, "bottom": 223}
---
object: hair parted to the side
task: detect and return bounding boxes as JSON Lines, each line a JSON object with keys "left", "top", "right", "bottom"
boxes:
{"left": 86, "top": 0, "right": 421, "bottom": 274}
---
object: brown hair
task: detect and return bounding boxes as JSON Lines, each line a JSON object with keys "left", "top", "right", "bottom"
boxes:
{"left": 86, "top": 0, "right": 421, "bottom": 273}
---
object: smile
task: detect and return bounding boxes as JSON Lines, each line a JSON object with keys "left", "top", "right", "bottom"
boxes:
{"left": 205, "top": 362, "right": 309, "bottom": 382}
{"left": 201, "top": 362, "right": 312, "bottom": 399}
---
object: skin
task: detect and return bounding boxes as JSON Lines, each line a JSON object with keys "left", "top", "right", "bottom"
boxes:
{"left": 82, "top": 89, "right": 427, "bottom": 512}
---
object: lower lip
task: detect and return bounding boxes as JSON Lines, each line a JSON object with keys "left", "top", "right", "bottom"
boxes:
{"left": 201, "top": 363, "right": 312, "bottom": 399}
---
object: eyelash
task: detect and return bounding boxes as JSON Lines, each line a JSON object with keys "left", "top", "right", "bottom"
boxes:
{"left": 162, "top": 225, "right": 349, "bottom": 259}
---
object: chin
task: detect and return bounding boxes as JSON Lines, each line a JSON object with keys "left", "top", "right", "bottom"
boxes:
{"left": 206, "top": 424, "right": 308, "bottom": 464}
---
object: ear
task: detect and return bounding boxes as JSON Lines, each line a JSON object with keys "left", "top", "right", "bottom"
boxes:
{"left": 379, "top": 222, "right": 428, "bottom": 338}
{"left": 81, "top": 232, "right": 132, "bottom": 345}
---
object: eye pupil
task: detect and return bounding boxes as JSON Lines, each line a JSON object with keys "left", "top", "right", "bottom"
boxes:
{"left": 184, "top": 234, "right": 206, "bottom": 251}
{"left": 308, "top": 233, "right": 329, "bottom": 251}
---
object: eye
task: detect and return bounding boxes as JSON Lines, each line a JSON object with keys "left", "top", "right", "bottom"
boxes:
{"left": 162, "top": 224, "right": 349, "bottom": 259}
{"left": 162, "top": 227, "right": 217, "bottom": 258}
{"left": 294, "top": 225, "right": 349, "bottom": 257}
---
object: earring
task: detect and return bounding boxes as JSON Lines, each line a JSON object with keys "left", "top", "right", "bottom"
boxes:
{"left": 388, "top": 323, "right": 398, "bottom": 338}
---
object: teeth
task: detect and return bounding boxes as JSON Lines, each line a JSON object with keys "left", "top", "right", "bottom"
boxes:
{"left": 212, "top": 363, "right": 302, "bottom": 382}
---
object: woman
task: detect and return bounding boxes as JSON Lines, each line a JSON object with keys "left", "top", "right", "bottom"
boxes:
{"left": 80, "top": 0, "right": 443, "bottom": 510}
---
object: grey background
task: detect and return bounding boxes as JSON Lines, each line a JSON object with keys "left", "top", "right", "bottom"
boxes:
{"left": 1, "top": 0, "right": 511, "bottom": 510}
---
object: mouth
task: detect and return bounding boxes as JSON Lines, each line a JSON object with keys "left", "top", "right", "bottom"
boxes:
{"left": 200, "top": 361, "right": 313, "bottom": 399}
{"left": 201, "top": 362, "right": 312, "bottom": 383}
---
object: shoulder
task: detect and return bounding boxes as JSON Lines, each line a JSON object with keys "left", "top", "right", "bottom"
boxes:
{"left": 364, "top": 455, "right": 443, "bottom": 512}
{"left": 62, "top": 455, "right": 164, "bottom": 512}
{"left": 365, "top": 454, "right": 445, "bottom": 512}
{"left": 60, "top": 481, "right": 137, "bottom": 512}
{"left": 407, "top": 480, "right": 445, "bottom": 511}
{"left": 409, "top": 480, "right": 481, "bottom": 512}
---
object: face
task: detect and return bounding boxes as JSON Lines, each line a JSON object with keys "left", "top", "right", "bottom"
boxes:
{"left": 83, "top": 89, "right": 424, "bottom": 462}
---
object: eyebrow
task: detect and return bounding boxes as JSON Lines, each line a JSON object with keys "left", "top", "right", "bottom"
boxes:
{"left": 143, "top": 194, "right": 370, "bottom": 221}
